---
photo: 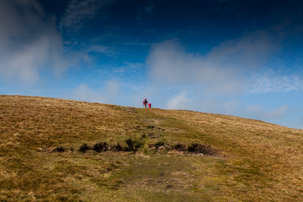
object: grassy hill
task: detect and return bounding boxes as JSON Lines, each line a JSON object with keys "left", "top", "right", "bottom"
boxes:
{"left": 1, "top": 95, "right": 303, "bottom": 202}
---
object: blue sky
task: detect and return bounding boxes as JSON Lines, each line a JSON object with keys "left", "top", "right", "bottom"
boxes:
{"left": 1, "top": 0, "right": 303, "bottom": 128}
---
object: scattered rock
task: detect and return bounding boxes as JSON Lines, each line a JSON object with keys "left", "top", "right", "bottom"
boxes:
{"left": 148, "top": 144, "right": 155, "bottom": 149}
{"left": 149, "top": 142, "right": 171, "bottom": 151}
{"left": 154, "top": 141, "right": 165, "bottom": 149}
{"left": 158, "top": 145, "right": 168, "bottom": 151}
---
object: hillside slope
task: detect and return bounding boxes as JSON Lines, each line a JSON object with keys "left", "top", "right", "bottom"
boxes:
{"left": 1, "top": 95, "right": 303, "bottom": 202}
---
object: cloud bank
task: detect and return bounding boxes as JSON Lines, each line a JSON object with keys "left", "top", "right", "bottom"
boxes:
{"left": 245, "top": 105, "right": 288, "bottom": 120}
{"left": 70, "top": 80, "right": 120, "bottom": 104}
{"left": 167, "top": 91, "right": 191, "bottom": 109}
{"left": 0, "top": 0, "right": 69, "bottom": 83}
{"left": 146, "top": 33, "right": 281, "bottom": 94}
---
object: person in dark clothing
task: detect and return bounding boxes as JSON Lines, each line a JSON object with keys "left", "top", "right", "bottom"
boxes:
{"left": 143, "top": 98, "right": 148, "bottom": 108}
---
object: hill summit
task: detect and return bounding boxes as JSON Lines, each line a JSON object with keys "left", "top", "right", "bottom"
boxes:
{"left": 0, "top": 95, "right": 303, "bottom": 201}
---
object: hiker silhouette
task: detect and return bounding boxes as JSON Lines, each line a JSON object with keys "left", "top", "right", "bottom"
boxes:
{"left": 143, "top": 98, "right": 148, "bottom": 108}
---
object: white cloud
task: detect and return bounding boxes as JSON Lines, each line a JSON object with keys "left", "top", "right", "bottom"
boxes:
{"left": 103, "top": 79, "right": 120, "bottom": 102}
{"left": 0, "top": 0, "right": 70, "bottom": 83}
{"left": 251, "top": 71, "right": 303, "bottom": 93}
{"left": 195, "top": 98, "right": 241, "bottom": 115}
{"left": 71, "top": 83, "right": 102, "bottom": 102}
{"left": 59, "top": 0, "right": 105, "bottom": 33}
{"left": 245, "top": 105, "right": 288, "bottom": 120}
{"left": 146, "top": 32, "right": 279, "bottom": 94}
{"left": 147, "top": 36, "right": 303, "bottom": 94}
{"left": 69, "top": 80, "right": 120, "bottom": 104}
{"left": 167, "top": 91, "right": 192, "bottom": 109}
{"left": 187, "top": 95, "right": 288, "bottom": 121}
{"left": 264, "top": 105, "right": 288, "bottom": 119}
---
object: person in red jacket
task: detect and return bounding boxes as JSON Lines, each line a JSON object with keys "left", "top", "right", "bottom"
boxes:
{"left": 148, "top": 103, "right": 152, "bottom": 108}
{"left": 143, "top": 98, "right": 148, "bottom": 108}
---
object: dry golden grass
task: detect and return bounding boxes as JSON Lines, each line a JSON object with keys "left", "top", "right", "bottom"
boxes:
{"left": 0, "top": 95, "right": 303, "bottom": 201}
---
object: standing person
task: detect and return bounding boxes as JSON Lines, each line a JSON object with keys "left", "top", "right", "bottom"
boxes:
{"left": 143, "top": 98, "right": 148, "bottom": 108}
{"left": 148, "top": 103, "right": 151, "bottom": 108}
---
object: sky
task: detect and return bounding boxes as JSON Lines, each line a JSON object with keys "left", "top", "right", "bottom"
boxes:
{"left": 1, "top": 0, "right": 303, "bottom": 129}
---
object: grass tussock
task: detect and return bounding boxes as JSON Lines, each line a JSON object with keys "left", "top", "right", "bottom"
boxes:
{"left": 0, "top": 95, "right": 303, "bottom": 201}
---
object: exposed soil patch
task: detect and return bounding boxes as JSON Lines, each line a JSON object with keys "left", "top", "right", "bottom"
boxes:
{"left": 111, "top": 143, "right": 123, "bottom": 152}
{"left": 75, "top": 139, "right": 145, "bottom": 153}
{"left": 93, "top": 142, "right": 108, "bottom": 152}
{"left": 79, "top": 143, "right": 91, "bottom": 153}
{"left": 174, "top": 143, "right": 187, "bottom": 152}
{"left": 188, "top": 144, "right": 216, "bottom": 155}
{"left": 53, "top": 139, "right": 217, "bottom": 156}
{"left": 51, "top": 146, "right": 65, "bottom": 153}
{"left": 148, "top": 142, "right": 217, "bottom": 155}
{"left": 125, "top": 138, "right": 144, "bottom": 152}
{"left": 154, "top": 141, "right": 165, "bottom": 149}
